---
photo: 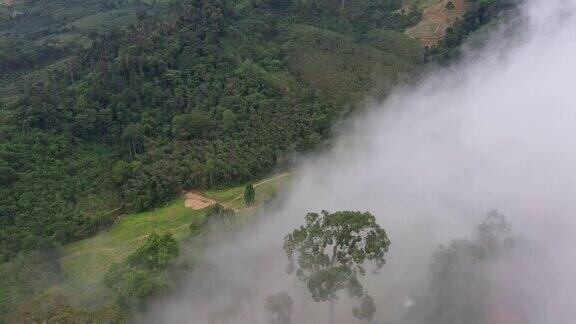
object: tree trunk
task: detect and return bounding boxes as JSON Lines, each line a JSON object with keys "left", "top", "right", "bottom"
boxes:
{"left": 328, "top": 297, "right": 335, "bottom": 324}
{"left": 328, "top": 245, "right": 338, "bottom": 324}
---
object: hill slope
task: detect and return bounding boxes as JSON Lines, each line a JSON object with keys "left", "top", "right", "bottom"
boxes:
{"left": 0, "top": 0, "right": 425, "bottom": 262}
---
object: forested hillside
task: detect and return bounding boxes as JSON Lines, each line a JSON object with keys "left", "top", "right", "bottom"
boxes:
{"left": 0, "top": 0, "right": 425, "bottom": 263}
{"left": 0, "top": 0, "right": 512, "bottom": 320}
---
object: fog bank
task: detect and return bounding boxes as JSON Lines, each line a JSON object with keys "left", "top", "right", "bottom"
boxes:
{"left": 142, "top": 0, "right": 576, "bottom": 322}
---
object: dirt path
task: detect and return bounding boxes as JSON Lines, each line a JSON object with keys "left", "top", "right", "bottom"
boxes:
{"left": 61, "top": 173, "right": 291, "bottom": 261}
{"left": 405, "top": 0, "right": 469, "bottom": 47}
{"left": 185, "top": 191, "right": 217, "bottom": 210}
{"left": 231, "top": 172, "right": 291, "bottom": 202}
{"left": 60, "top": 222, "right": 193, "bottom": 260}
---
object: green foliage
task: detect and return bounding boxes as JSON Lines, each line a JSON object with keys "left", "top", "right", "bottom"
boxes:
{"left": 363, "top": 29, "right": 426, "bottom": 63}
{"left": 265, "top": 291, "right": 294, "bottom": 324}
{"left": 0, "top": 250, "right": 62, "bottom": 317}
{"left": 189, "top": 216, "right": 209, "bottom": 237}
{"left": 205, "top": 203, "right": 236, "bottom": 226}
{"left": 6, "top": 293, "right": 127, "bottom": 324}
{"left": 121, "top": 123, "right": 145, "bottom": 155}
{"left": 352, "top": 294, "right": 376, "bottom": 321}
{"left": 103, "top": 232, "right": 180, "bottom": 310}
{"left": 189, "top": 203, "right": 237, "bottom": 238}
{"left": 476, "top": 209, "right": 514, "bottom": 254}
{"left": 126, "top": 231, "right": 179, "bottom": 272}
{"left": 273, "top": 0, "right": 419, "bottom": 33}
{"left": 244, "top": 183, "right": 255, "bottom": 205}
{"left": 222, "top": 109, "right": 237, "bottom": 131}
{"left": 0, "top": 0, "right": 426, "bottom": 264}
{"left": 427, "top": 0, "right": 514, "bottom": 64}
{"left": 284, "top": 210, "right": 390, "bottom": 322}
{"left": 61, "top": 198, "right": 199, "bottom": 284}
{"left": 171, "top": 112, "right": 210, "bottom": 140}
{"left": 411, "top": 211, "right": 516, "bottom": 324}
{"left": 284, "top": 24, "right": 420, "bottom": 104}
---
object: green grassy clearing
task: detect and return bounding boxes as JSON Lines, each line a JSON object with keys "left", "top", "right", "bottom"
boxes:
{"left": 60, "top": 198, "right": 200, "bottom": 283}
{"left": 59, "top": 173, "right": 292, "bottom": 283}
{"left": 204, "top": 172, "right": 291, "bottom": 210}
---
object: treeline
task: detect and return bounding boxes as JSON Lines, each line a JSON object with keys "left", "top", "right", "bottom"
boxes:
{"left": 257, "top": 0, "right": 420, "bottom": 34}
{"left": 428, "top": 0, "right": 517, "bottom": 64}
{"left": 0, "top": 40, "right": 75, "bottom": 74}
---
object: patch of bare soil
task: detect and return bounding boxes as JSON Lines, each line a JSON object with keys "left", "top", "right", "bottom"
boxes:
{"left": 184, "top": 191, "right": 216, "bottom": 210}
{"left": 405, "top": 0, "right": 469, "bottom": 47}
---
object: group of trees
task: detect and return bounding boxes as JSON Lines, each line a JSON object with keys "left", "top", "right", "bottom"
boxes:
{"left": 103, "top": 232, "right": 180, "bottom": 310}
{"left": 409, "top": 210, "right": 519, "bottom": 324}
{"left": 189, "top": 203, "right": 237, "bottom": 239}
{"left": 0, "top": 0, "right": 511, "bottom": 319}
{"left": 0, "top": 249, "right": 63, "bottom": 315}
{"left": 0, "top": 0, "right": 443, "bottom": 266}
{"left": 1, "top": 0, "right": 327, "bottom": 262}
{"left": 3, "top": 205, "right": 521, "bottom": 323}
{"left": 0, "top": 0, "right": 513, "bottom": 266}
{"left": 280, "top": 209, "right": 523, "bottom": 324}
{"left": 265, "top": 292, "right": 294, "bottom": 324}
{"left": 428, "top": 0, "right": 516, "bottom": 63}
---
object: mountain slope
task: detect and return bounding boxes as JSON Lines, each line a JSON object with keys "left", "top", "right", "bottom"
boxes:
{"left": 0, "top": 0, "right": 422, "bottom": 261}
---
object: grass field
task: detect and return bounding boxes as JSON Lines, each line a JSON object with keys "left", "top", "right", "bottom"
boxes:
{"left": 60, "top": 198, "right": 201, "bottom": 283}
{"left": 204, "top": 172, "right": 291, "bottom": 210}
{"left": 59, "top": 173, "right": 292, "bottom": 283}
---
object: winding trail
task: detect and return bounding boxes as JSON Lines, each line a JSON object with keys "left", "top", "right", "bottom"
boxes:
{"left": 231, "top": 172, "right": 291, "bottom": 202}
{"left": 60, "top": 222, "right": 193, "bottom": 260}
{"left": 60, "top": 173, "right": 291, "bottom": 261}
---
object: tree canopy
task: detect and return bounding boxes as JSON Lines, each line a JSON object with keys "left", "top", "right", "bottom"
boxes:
{"left": 265, "top": 291, "right": 294, "bottom": 324}
{"left": 103, "top": 232, "right": 180, "bottom": 310}
{"left": 244, "top": 183, "right": 256, "bottom": 206}
{"left": 410, "top": 210, "right": 517, "bottom": 324}
{"left": 284, "top": 210, "right": 390, "bottom": 323}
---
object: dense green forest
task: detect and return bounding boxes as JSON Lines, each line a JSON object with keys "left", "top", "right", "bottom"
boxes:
{"left": 0, "top": 0, "right": 512, "bottom": 320}
{"left": 0, "top": 0, "right": 426, "bottom": 263}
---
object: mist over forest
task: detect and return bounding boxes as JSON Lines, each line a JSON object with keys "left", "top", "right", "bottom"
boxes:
{"left": 141, "top": 1, "right": 576, "bottom": 323}
{"left": 1, "top": 0, "right": 576, "bottom": 323}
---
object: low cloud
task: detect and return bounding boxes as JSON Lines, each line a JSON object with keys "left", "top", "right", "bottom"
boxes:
{"left": 141, "top": 0, "right": 576, "bottom": 322}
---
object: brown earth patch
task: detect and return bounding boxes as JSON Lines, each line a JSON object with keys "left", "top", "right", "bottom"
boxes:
{"left": 405, "top": 0, "right": 469, "bottom": 47}
{"left": 184, "top": 191, "right": 216, "bottom": 210}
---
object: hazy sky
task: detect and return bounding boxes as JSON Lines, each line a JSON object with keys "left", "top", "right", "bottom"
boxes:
{"left": 142, "top": 0, "right": 576, "bottom": 322}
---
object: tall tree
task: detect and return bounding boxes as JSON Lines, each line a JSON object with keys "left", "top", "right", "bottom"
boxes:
{"left": 265, "top": 291, "right": 294, "bottom": 324}
{"left": 284, "top": 210, "right": 391, "bottom": 324}
{"left": 121, "top": 123, "right": 144, "bottom": 155}
{"left": 244, "top": 183, "right": 255, "bottom": 206}
{"left": 410, "top": 211, "right": 518, "bottom": 324}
